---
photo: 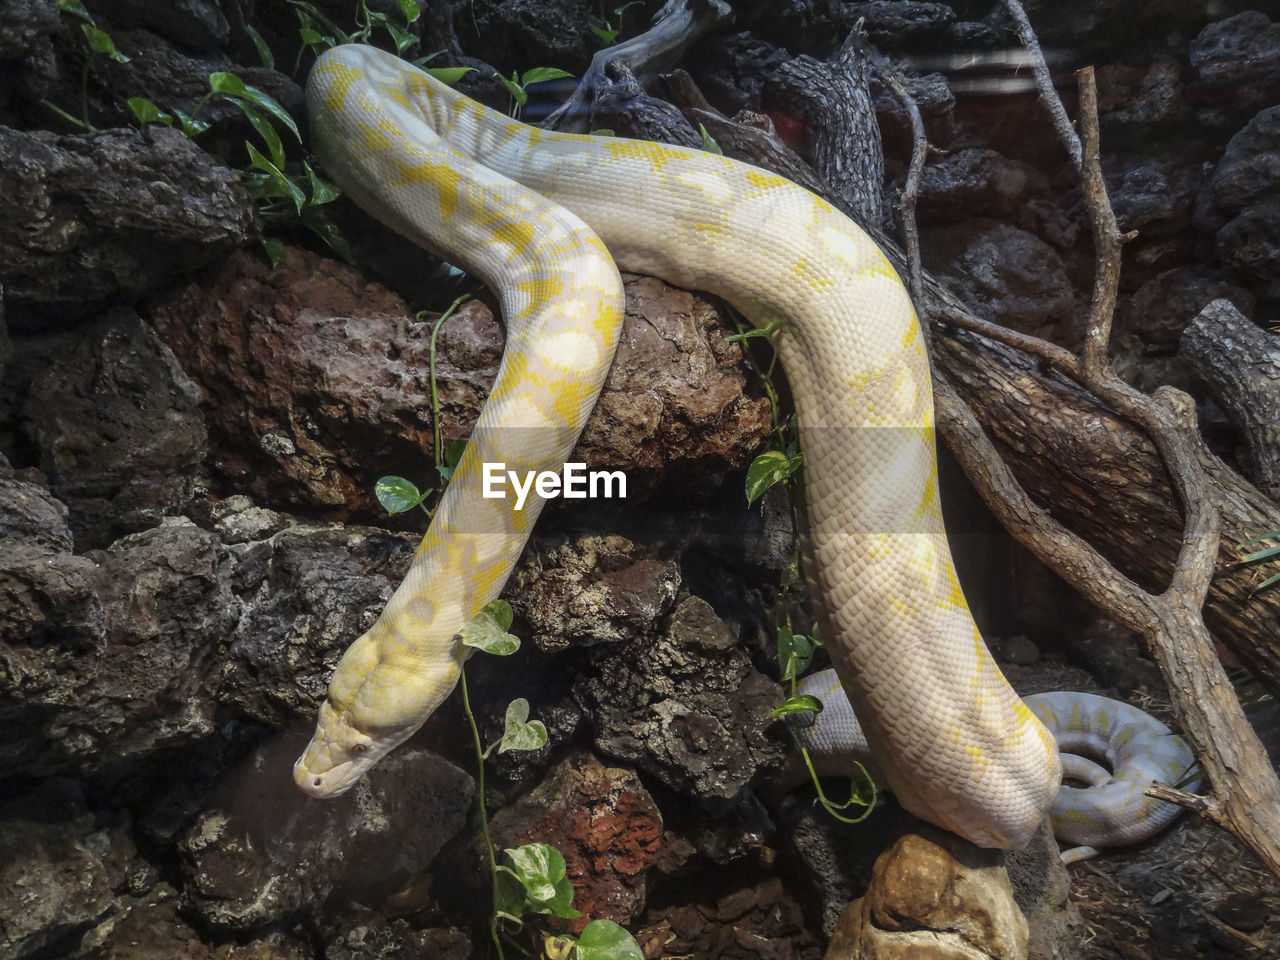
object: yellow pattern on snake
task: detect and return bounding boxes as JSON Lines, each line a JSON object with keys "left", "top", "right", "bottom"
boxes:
{"left": 295, "top": 43, "right": 1062, "bottom": 850}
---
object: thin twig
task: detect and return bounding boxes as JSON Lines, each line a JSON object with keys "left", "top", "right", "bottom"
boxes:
{"left": 1000, "top": 0, "right": 1081, "bottom": 171}
{"left": 874, "top": 62, "right": 931, "bottom": 305}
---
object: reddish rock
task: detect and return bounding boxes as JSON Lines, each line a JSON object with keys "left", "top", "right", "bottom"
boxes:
{"left": 149, "top": 248, "right": 770, "bottom": 518}
{"left": 489, "top": 751, "right": 663, "bottom": 933}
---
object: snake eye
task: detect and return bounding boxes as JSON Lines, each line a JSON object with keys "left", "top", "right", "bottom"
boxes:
{"left": 313, "top": 777, "right": 323, "bottom": 787}
{"left": 351, "top": 742, "right": 370, "bottom": 754}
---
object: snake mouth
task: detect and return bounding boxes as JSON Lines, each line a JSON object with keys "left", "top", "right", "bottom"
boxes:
{"left": 292, "top": 748, "right": 374, "bottom": 798}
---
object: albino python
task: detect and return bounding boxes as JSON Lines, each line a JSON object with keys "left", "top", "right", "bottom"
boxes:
{"left": 295, "top": 43, "right": 1197, "bottom": 855}
{"left": 795, "top": 668, "right": 1198, "bottom": 862}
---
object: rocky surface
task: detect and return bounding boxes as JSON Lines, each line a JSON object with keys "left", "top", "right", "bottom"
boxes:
{"left": 0, "top": 125, "right": 254, "bottom": 312}
{"left": 825, "top": 829, "right": 1029, "bottom": 960}
{"left": 1, "top": 0, "right": 1279, "bottom": 959}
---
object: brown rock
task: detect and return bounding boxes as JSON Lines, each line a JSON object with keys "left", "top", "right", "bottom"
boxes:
{"left": 489, "top": 750, "right": 663, "bottom": 933}
{"left": 150, "top": 249, "right": 770, "bottom": 518}
{"left": 825, "top": 829, "right": 1029, "bottom": 960}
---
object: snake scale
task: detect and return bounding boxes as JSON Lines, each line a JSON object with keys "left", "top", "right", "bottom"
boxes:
{"left": 295, "top": 44, "right": 1196, "bottom": 855}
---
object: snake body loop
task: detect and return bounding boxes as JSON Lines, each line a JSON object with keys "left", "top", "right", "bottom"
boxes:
{"left": 296, "top": 44, "right": 1064, "bottom": 849}
{"left": 796, "top": 669, "right": 1200, "bottom": 861}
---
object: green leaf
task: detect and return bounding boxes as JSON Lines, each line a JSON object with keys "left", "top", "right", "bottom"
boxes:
{"left": 303, "top": 161, "right": 341, "bottom": 206}
{"left": 245, "top": 142, "right": 306, "bottom": 212}
{"left": 505, "top": 843, "right": 566, "bottom": 903}
{"left": 698, "top": 122, "right": 723, "bottom": 155}
{"left": 375, "top": 475, "right": 431, "bottom": 514}
{"left": 229, "top": 97, "right": 286, "bottom": 169}
{"left": 493, "top": 866, "right": 529, "bottom": 925}
{"left": 128, "top": 97, "right": 172, "bottom": 127}
{"left": 542, "top": 876, "right": 580, "bottom": 919}
{"left": 745, "top": 449, "right": 802, "bottom": 504}
{"left": 458, "top": 600, "right": 520, "bottom": 655}
{"left": 82, "top": 23, "right": 129, "bottom": 62}
{"left": 300, "top": 208, "right": 352, "bottom": 261}
{"left": 425, "top": 65, "right": 472, "bottom": 85}
{"left": 395, "top": 0, "right": 422, "bottom": 22}
{"left": 210, "top": 72, "right": 300, "bottom": 141}
{"left": 170, "top": 108, "right": 211, "bottom": 138}
{"left": 590, "top": 22, "right": 619, "bottom": 43}
{"left": 260, "top": 236, "right": 288, "bottom": 267}
{"left": 498, "top": 698, "right": 548, "bottom": 753}
{"left": 244, "top": 24, "right": 275, "bottom": 68}
{"left": 438, "top": 436, "right": 469, "bottom": 481}
{"left": 777, "top": 624, "right": 815, "bottom": 681}
{"left": 497, "top": 71, "right": 528, "bottom": 107}
{"left": 576, "top": 920, "right": 644, "bottom": 960}
{"left": 766, "top": 693, "right": 823, "bottom": 720}
{"left": 520, "top": 66, "right": 574, "bottom": 85}
{"left": 58, "top": 0, "right": 93, "bottom": 22}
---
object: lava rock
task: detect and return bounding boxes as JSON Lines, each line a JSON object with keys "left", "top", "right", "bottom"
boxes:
{"left": 24, "top": 310, "right": 208, "bottom": 549}
{"left": 0, "top": 126, "right": 254, "bottom": 309}
{"left": 179, "top": 742, "right": 473, "bottom": 933}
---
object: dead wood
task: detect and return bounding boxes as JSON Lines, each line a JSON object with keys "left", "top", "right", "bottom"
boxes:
{"left": 1180, "top": 298, "right": 1280, "bottom": 502}
{"left": 544, "top": 0, "right": 731, "bottom": 133}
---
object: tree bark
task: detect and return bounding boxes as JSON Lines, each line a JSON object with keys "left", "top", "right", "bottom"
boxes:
{"left": 930, "top": 321, "right": 1280, "bottom": 697}
{"left": 1180, "top": 298, "right": 1280, "bottom": 503}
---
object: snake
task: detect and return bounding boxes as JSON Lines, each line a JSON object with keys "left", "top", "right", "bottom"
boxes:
{"left": 291, "top": 42, "right": 1151, "bottom": 852}
{"left": 795, "top": 668, "right": 1199, "bottom": 862}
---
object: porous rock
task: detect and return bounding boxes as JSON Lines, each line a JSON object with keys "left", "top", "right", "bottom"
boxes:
{"left": 824, "top": 829, "right": 1029, "bottom": 960}
{"left": 1193, "top": 104, "right": 1280, "bottom": 234}
{"left": 24, "top": 310, "right": 208, "bottom": 549}
{"left": 509, "top": 534, "right": 681, "bottom": 651}
{"left": 0, "top": 780, "right": 125, "bottom": 960}
{"left": 1189, "top": 11, "right": 1280, "bottom": 124}
{"left": 150, "top": 246, "right": 465, "bottom": 516}
{"left": 179, "top": 742, "right": 473, "bottom": 933}
{"left": 218, "top": 523, "right": 421, "bottom": 726}
{"left": 921, "top": 220, "right": 1077, "bottom": 344}
{"left": 0, "top": 503, "right": 234, "bottom": 777}
{"left": 0, "top": 0, "right": 58, "bottom": 61}
{"left": 0, "top": 126, "right": 254, "bottom": 309}
{"left": 489, "top": 750, "right": 664, "bottom": 932}
{"left": 574, "top": 275, "right": 772, "bottom": 496}
{"left": 322, "top": 906, "right": 471, "bottom": 960}
{"left": 637, "top": 876, "right": 822, "bottom": 960}
{"left": 151, "top": 248, "right": 769, "bottom": 517}
{"left": 576, "top": 595, "right": 785, "bottom": 805}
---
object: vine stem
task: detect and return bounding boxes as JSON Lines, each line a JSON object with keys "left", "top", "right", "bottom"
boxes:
{"left": 427, "top": 294, "right": 470, "bottom": 469}
{"left": 459, "top": 666, "right": 505, "bottom": 960}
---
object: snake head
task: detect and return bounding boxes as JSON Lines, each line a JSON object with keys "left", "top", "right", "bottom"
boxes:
{"left": 293, "top": 697, "right": 393, "bottom": 798}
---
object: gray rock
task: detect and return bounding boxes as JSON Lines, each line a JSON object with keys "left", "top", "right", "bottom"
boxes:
{"left": 509, "top": 534, "right": 681, "bottom": 651}
{"left": 323, "top": 908, "right": 471, "bottom": 960}
{"left": 219, "top": 524, "right": 420, "bottom": 726}
{"left": 179, "top": 743, "right": 473, "bottom": 932}
{"left": 90, "top": 0, "right": 230, "bottom": 52}
{"left": 0, "top": 126, "right": 254, "bottom": 308}
{"left": 0, "top": 511, "right": 234, "bottom": 777}
{"left": 1189, "top": 11, "right": 1280, "bottom": 125}
{"left": 918, "top": 148, "right": 1050, "bottom": 226}
{"left": 0, "top": 780, "right": 122, "bottom": 960}
{"left": 0, "top": 0, "right": 57, "bottom": 60}
{"left": 577, "top": 595, "right": 785, "bottom": 805}
{"left": 1193, "top": 105, "right": 1280, "bottom": 235}
{"left": 24, "top": 311, "right": 208, "bottom": 549}
{"left": 1216, "top": 196, "right": 1280, "bottom": 295}
{"left": 922, "top": 219, "right": 1078, "bottom": 343}
{"left": 1103, "top": 154, "right": 1203, "bottom": 240}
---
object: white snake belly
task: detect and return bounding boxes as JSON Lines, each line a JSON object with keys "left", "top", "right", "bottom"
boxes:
{"left": 796, "top": 669, "right": 1200, "bottom": 861}
{"left": 295, "top": 44, "right": 1063, "bottom": 849}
